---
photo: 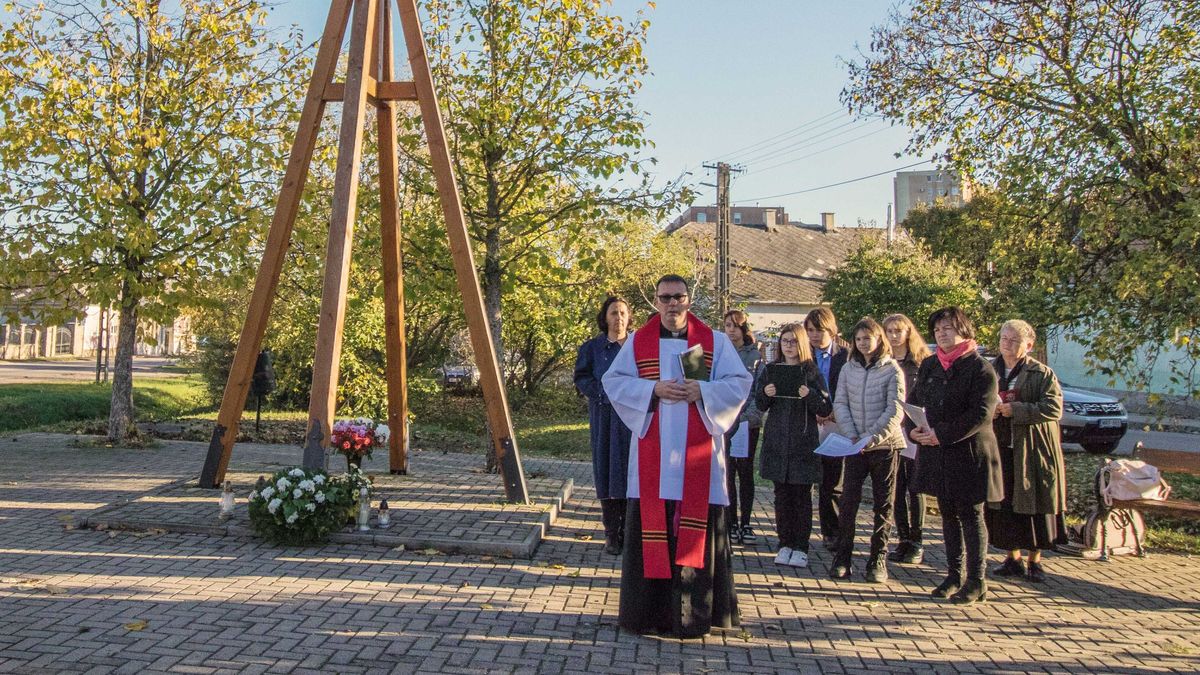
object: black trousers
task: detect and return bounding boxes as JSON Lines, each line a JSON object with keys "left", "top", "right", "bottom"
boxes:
{"left": 818, "top": 455, "right": 845, "bottom": 540}
{"left": 938, "top": 497, "right": 988, "bottom": 581}
{"left": 833, "top": 448, "right": 899, "bottom": 566}
{"left": 772, "top": 482, "right": 814, "bottom": 551}
{"left": 893, "top": 455, "right": 925, "bottom": 545}
{"left": 725, "top": 426, "right": 759, "bottom": 530}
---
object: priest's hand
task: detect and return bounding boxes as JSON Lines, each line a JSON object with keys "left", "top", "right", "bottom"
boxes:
{"left": 654, "top": 379, "right": 689, "bottom": 402}
{"left": 682, "top": 379, "right": 702, "bottom": 403}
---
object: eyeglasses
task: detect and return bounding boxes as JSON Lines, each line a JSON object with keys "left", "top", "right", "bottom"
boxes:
{"left": 655, "top": 293, "right": 688, "bottom": 304}
{"left": 779, "top": 338, "right": 800, "bottom": 346}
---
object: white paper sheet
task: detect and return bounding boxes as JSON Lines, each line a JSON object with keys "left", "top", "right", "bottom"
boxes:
{"left": 901, "top": 439, "right": 918, "bottom": 460}
{"left": 901, "top": 402, "right": 929, "bottom": 430}
{"left": 814, "top": 432, "right": 871, "bottom": 457}
{"left": 730, "top": 421, "right": 749, "bottom": 459}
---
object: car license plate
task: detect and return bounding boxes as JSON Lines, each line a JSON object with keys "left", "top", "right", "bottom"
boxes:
{"left": 1099, "top": 419, "right": 1122, "bottom": 428}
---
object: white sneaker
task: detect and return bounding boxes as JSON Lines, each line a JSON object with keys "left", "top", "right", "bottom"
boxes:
{"left": 774, "top": 547, "right": 793, "bottom": 565}
{"left": 788, "top": 550, "right": 809, "bottom": 568}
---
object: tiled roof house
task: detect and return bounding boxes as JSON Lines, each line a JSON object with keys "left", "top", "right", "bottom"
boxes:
{"left": 668, "top": 206, "right": 898, "bottom": 330}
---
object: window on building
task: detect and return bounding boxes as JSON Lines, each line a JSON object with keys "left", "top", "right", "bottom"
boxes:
{"left": 22, "top": 324, "right": 35, "bottom": 345}
{"left": 733, "top": 212, "right": 742, "bottom": 224}
{"left": 696, "top": 212, "right": 707, "bottom": 223}
{"left": 0, "top": 325, "right": 7, "bottom": 347}
{"left": 56, "top": 323, "right": 75, "bottom": 355}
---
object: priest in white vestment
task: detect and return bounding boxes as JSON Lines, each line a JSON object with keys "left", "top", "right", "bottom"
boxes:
{"left": 602, "top": 274, "right": 752, "bottom": 638}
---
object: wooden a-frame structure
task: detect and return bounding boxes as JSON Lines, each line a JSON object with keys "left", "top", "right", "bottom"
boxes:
{"left": 199, "top": 0, "right": 529, "bottom": 503}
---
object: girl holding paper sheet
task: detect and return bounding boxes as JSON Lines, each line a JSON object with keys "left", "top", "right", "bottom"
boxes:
{"left": 756, "top": 323, "right": 832, "bottom": 568}
{"left": 883, "top": 314, "right": 932, "bottom": 565}
{"left": 830, "top": 317, "right": 906, "bottom": 583}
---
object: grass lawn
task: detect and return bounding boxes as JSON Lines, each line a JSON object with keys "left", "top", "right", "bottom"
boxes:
{"left": 0, "top": 376, "right": 207, "bottom": 433}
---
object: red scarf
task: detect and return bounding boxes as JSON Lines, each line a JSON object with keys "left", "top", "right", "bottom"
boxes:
{"left": 936, "top": 339, "right": 977, "bottom": 371}
{"left": 632, "top": 312, "right": 714, "bottom": 579}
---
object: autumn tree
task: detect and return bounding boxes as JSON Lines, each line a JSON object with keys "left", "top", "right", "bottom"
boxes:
{"left": 406, "top": 0, "right": 680, "bottom": 364}
{"left": 0, "top": 0, "right": 308, "bottom": 440}
{"left": 823, "top": 239, "right": 986, "bottom": 343}
{"left": 844, "top": 0, "right": 1200, "bottom": 396}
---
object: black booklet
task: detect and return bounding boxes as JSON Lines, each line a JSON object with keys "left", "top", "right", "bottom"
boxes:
{"left": 766, "top": 363, "right": 806, "bottom": 398}
{"left": 678, "top": 343, "right": 710, "bottom": 381}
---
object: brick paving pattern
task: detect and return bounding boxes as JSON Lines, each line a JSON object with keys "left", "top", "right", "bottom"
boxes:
{"left": 2, "top": 432, "right": 1199, "bottom": 673}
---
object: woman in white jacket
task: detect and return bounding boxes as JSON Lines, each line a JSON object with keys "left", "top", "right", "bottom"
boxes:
{"left": 829, "top": 317, "right": 906, "bottom": 583}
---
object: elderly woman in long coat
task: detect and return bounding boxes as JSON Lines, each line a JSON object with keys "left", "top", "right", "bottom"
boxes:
{"left": 986, "top": 319, "right": 1068, "bottom": 583}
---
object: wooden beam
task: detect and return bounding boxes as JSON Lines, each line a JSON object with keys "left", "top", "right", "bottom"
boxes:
{"left": 377, "top": 0, "right": 410, "bottom": 474}
{"left": 323, "top": 79, "right": 418, "bottom": 102}
{"left": 302, "top": 0, "right": 380, "bottom": 469}
{"left": 396, "top": 0, "right": 529, "bottom": 503}
{"left": 199, "top": 0, "right": 354, "bottom": 488}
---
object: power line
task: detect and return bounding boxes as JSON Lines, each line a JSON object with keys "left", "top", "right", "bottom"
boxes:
{"left": 735, "top": 160, "right": 934, "bottom": 203}
{"left": 747, "top": 125, "right": 893, "bottom": 176}
{"left": 733, "top": 117, "right": 876, "bottom": 166}
{"left": 714, "top": 109, "right": 844, "bottom": 162}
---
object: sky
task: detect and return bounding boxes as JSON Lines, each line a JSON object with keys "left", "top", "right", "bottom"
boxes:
{"left": 266, "top": 0, "right": 921, "bottom": 228}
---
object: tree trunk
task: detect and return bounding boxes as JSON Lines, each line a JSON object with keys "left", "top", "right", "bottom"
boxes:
{"left": 106, "top": 286, "right": 139, "bottom": 443}
{"left": 482, "top": 175, "right": 503, "bottom": 475}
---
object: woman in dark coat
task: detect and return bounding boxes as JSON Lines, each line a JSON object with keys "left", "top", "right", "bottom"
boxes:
{"left": 756, "top": 323, "right": 832, "bottom": 569}
{"left": 908, "top": 307, "right": 1001, "bottom": 604}
{"left": 574, "top": 296, "right": 633, "bottom": 555}
{"left": 986, "top": 319, "right": 1068, "bottom": 583}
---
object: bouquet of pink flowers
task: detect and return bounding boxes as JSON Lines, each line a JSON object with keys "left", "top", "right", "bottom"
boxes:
{"left": 330, "top": 418, "right": 390, "bottom": 460}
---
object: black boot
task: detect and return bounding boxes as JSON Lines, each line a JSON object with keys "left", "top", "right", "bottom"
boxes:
{"left": 950, "top": 578, "right": 988, "bottom": 604}
{"left": 932, "top": 572, "right": 962, "bottom": 599}
{"left": 600, "top": 499, "right": 624, "bottom": 555}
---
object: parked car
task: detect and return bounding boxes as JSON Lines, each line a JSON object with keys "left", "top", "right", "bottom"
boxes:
{"left": 441, "top": 363, "right": 480, "bottom": 392}
{"left": 1059, "top": 385, "right": 1127, "bottom": 455}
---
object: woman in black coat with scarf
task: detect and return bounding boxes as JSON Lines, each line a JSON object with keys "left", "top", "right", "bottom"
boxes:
{"left": 907, "top": 307, "right": 1001, "bottom": 605}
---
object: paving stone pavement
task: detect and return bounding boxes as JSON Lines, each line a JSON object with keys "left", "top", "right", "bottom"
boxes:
{"left": 1, "top": 433, "right": 1199, "bottom": 674}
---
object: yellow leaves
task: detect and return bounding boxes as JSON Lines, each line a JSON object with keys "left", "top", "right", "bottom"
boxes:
{"left": 123, "top": 619, "right": 149, "bottom": 632}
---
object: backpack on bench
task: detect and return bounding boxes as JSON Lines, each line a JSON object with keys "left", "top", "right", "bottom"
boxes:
{"left": 1060, "top": 460, "right": 1161, "bottom": 560}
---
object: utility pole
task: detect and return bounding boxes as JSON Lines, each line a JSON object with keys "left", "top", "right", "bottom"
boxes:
{"left": 703, "top": 161, "right": 742, "bottom": 319}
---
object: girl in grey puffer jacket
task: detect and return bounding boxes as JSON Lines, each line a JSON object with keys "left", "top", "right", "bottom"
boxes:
{"left": 828, "top": 317, "right": 906, "bottom": 583}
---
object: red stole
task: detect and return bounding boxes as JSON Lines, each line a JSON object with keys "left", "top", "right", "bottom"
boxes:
{"left": 632, "top": 312, "right": 714, "bottom": 578}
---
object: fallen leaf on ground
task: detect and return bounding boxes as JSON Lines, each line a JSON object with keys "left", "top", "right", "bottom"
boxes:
{"left": 107, "top": 531, "right": 118, "bottom": 539}
{"left": 479, "top": 603, "right": 494, "bottom": 610}
{"left": 568, "top": 570, "right": 581, "bottom": 578}
{"left": 41, "top": 585, "right": 67, "bottom": 595}
{"left": 546, "top": 563, "right": 565, "bottom": 570}
{"left": 479, "top": 555, "right": 494, "bottom": 562}
{"left": 55, "top": 514, "right": 75, "bottom": 522}
{"left": 417, "top": 548, "right": 441, "bottom": 556}
{"left": 737, "top": 630, "right": 753, "bottom": 642}
{"left": 574, "top": 534, "right": 593, "bottom": 541}
{"left": 124, "top": 620, "right": 148, "bottom": 632}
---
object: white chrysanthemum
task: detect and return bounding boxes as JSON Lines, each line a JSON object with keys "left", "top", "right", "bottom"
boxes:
{"left": 305, "top": 503, "right": 316, "bottom": 512}
{"left": 289, "top": 468, "right": 304, "bottom": 478}
{"left": 286, "top": 512, "right": 298, "bottom": 524}
{"left": 292, "top": 488, "right": 303, "bottom": 499}
{"left": 313, "top": 475, "right": 326, "bottom": 485}
{"left": 267, "top": 498, "right": 282, "bottom": 514}
{"left": 299, "top": 479, "right": 315, "bottom": 492}
{"left": 315, "top": 492, "right": 326, "bottom": 504}
{"left": 248, "top": 490, "right": 259, "bottom": 501}
{"left": 276, "top": 477, "right": 291, "bottom": 491}
{"left": 260, "top": 486, "right": 275, "bottom": 499}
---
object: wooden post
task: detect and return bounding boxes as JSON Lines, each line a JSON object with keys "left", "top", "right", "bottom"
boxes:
{"left": 301, "top": 0, "right": 379, "bottom": 470}
{"left": 200, "top": 0, "right": 529, "bottom": 504}
{"left": 376, "top": 0, "right": 410, "bottom": 474}
{"left": 396, "top": 0, "right": 528, "bottom": 503}
{"left": 200, "top": 1, "right": 353, "bottom": 488}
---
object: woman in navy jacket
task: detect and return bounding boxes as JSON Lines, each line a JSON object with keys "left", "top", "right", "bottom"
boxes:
{"left": 574, "top": 296, "right": 634, "bottom": 555}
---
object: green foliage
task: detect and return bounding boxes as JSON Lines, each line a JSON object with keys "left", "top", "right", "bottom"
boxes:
{"left": 844, "top": 0, "right": 1200, "bottom": 398}
{"left": 246, "top": 467, "right": 357, "bottom": 547}
{"left": 0, "top": 0, "right": 311, "bottom": 438}
{"left": 822, "top": 239, "right": 984, "bottom": 341}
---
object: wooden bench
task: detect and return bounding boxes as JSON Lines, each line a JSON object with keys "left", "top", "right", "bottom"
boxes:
{"left": 1109, "top": 446, "right": 1200, "bottom": 519}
